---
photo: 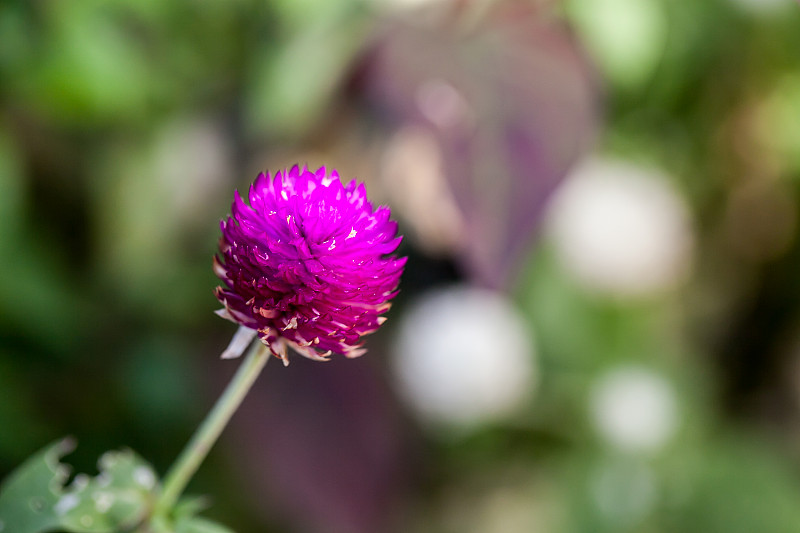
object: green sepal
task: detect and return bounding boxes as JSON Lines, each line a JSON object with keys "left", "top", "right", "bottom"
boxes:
{"left": 0, "top": 438, "right": 159, "bottom": 533}
{"left": 171, "top": 495, "right": 210, "bottom": 523}
{"left": 157, "top": 495, "right": 234, "bottom": 533}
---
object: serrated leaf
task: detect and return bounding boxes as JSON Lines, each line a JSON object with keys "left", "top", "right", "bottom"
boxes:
{"left": 0, "top": 439, "right": 159, "bottom": 533}
{"left": 174, "top": 516, "right": 236, "bottom": 533}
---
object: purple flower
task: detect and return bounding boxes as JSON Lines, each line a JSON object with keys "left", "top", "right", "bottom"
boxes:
{"left": 214, "top": 165, "right": 405, "bottom": 364}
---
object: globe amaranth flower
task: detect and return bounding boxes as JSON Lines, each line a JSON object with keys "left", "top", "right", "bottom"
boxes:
{"left": 214, "top": 165, "right": 405, "bottom": 365}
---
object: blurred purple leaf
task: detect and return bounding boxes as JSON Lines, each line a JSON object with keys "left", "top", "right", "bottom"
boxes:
{"left": 362, "top": 2, "right": 601, "bottom": 288}
{"left": 227, "top": 354, "right": 413, "bottom": 533}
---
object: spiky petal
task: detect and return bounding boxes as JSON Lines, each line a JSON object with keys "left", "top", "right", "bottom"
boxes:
{"left": 214, "top": 165, "right": 405, "bottom": 364}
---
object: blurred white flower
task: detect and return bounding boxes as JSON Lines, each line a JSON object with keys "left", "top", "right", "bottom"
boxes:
{"left": 391, "top": 286, "right": 536, "bottom": 428}
{"left": 590, "top": 366, "right": 679, "bottom": 453}
{"left": 548, "top": 158, "right": 693, "bottom": 297}
{"left": 590, "top": 460, "right": 657, "bottom": 525}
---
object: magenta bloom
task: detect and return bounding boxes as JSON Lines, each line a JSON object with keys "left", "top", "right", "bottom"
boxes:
{"left": 214, "top": 165, "right": 405, "bottom": 364}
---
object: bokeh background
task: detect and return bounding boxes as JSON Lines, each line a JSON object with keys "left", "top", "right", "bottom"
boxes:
{"left": 2, "top": 0, "right": 800, "bottom": 531}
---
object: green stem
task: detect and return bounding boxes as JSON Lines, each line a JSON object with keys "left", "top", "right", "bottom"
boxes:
{"left": 152, "top": 339, "right": 271, "bottom": 520}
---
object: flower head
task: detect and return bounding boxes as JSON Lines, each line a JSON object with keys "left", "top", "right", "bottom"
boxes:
{"left": 214, "top": 165, "right": 405, "bottom": 364}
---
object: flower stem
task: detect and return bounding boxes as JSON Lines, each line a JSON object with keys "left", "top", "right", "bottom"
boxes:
{"left": 153, "top": 339, "right": 271, "bottom": 520}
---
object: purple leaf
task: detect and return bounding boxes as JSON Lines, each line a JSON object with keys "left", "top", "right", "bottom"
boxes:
{"left": 362, "top": 2, "right": 601, "bottom": 288}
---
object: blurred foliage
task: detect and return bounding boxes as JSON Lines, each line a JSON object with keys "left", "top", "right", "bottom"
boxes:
{"left": 2, "top": 0, "right": 800, "bottom": 532}
{"left": 0, "top": 440, "right": 156, "bottom": 533}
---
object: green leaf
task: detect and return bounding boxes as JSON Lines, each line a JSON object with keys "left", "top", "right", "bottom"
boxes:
{"left": 0, "top": 438, "right": 72, "bottom": 533}
{"left": 0, "top": 439, "right": 159, "bottom": 533}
